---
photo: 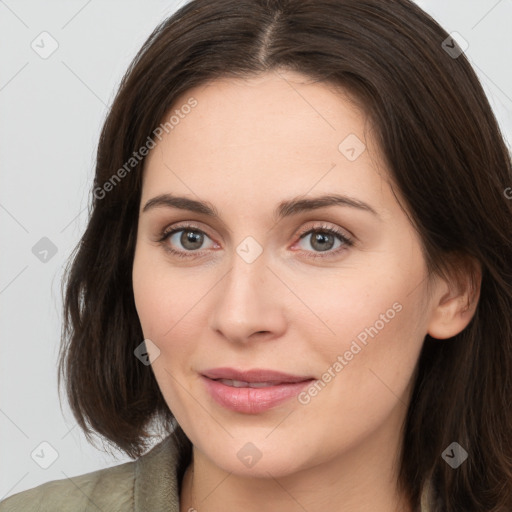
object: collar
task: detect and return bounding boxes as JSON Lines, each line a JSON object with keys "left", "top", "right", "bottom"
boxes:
{"left": 134, "top": 432, "right": 190, "bottom": 511}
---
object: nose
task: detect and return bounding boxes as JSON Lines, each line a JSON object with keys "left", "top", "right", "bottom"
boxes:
{"left": 209, "top": 249, "right": 287, "bottom": 345}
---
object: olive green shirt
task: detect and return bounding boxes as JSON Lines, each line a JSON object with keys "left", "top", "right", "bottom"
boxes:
{"left": 0, "top": 434, "right": 435, "bottom": 511}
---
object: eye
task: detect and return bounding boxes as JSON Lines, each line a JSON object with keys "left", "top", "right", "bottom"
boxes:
{"left": 294, "top": 223, "right": 354, "bottom": 258}
{"left": 158, "top": 223, "right": 217, "bottom": 258}
{"left": 157, "top": 222, "right": 354, "bottom": 260}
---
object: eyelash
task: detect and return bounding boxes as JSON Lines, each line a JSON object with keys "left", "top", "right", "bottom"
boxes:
{"left": 157, "top": 222, "right": 354, "bottom": 260}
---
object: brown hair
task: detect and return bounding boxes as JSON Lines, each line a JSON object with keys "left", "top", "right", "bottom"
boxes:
{"left": 58, "top": 0, "right": 512, "bottom": 510}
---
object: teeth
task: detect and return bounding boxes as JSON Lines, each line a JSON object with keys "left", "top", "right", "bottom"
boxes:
{"left": 217, "top": 379, "right": 280, "bottom": 388}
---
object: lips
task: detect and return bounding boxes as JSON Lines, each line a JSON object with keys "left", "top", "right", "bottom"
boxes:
{"left": 201, "top": 367, "right": 315, "bottom": 414}
{"left": 201, "top": 367, "right": 313, "bottom": 384}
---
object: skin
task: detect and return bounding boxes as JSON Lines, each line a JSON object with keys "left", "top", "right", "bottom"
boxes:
{"left": 132, "top": 69, "right": 479, "bottom": 512}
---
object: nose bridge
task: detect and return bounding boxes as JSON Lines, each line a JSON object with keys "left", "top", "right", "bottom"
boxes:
{"left": 223, "top": 232, "right": 269, "bottom": 298}
{"left": 220, "top": 242, "right": 269, "bottom": 316}
{"left": 209, "top": 239, "right": 284, "bottom": 342}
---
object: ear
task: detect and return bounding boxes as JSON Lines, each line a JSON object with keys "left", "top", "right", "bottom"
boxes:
{"left": 427, "top": 254, "right": 482, "bottom": 340}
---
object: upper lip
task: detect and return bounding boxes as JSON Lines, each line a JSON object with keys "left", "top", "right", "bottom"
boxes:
{"left": 201, "top": 367, "right": 314, "bottom": 383}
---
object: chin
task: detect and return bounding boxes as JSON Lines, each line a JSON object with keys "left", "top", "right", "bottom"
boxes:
{"left": 193, "top": 435, "right": 317, "bottom": 478}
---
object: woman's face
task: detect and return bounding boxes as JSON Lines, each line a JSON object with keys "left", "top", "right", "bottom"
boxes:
{"left": 132, "top": 70, "right": 445, "bottom": 478}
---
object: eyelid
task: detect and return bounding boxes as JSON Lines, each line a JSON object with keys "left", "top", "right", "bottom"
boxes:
{"left": 159, "top": 220, "right": 354, "bottom": 241}
{"left": 160, "top": 221, "right": 210, "bottom": 238}
{"left": 158, "top": 221, "right": 217, "bottom": 247}
{"left": 294, "top": 221, "right": 355, "bottom": 243}
{"left": 158, "top": 220, "right": 355, "bottom": 258}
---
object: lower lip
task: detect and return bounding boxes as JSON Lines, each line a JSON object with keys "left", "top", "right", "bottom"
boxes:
{"left": 201, "top": 376, "right": 313, "bottom": 414}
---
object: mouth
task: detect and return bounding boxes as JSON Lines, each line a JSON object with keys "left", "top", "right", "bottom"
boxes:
{"left": 200, "top": 367, "right": 315, "bottom": 414}
{"left": 214, "top": 379, "right": 299, "bottom": 388}
{"left": 201, "top": 367, "right": 314, "bottom": 383}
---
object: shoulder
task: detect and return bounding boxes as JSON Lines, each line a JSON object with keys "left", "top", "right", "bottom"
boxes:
{"left": 0, "top": 458, "right": 136, "bottom": 512}
{"left": 0, "top": 433, "right": 187, "bottom": 512}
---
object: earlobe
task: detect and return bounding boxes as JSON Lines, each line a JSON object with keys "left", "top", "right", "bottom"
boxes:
{"left": 426, "top": 256, "right": 482, "bottom": 340}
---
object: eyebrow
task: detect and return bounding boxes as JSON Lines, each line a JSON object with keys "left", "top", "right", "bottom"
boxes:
{"left": 142, "top": 193, "right": 379, "bottom": 221}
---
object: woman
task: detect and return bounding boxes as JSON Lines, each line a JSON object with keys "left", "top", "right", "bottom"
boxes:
{"left": 1, "top": 0, "right": 511, "bottom": 511}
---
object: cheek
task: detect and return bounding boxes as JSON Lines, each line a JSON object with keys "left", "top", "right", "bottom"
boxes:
{"left": 132, "top": 248, "right": 200, "bottom": 412}
{"left": 132, "top": 246, "right": 209, "bottom": 371}
{"left": 315, "top": 289, "right": 426, "bottom": 413}
{"left": 300, "top": 270, "right": 406, "bottom": 358}
{"left": 299, "top": 300, "right": 424, "bottom": 458}
{"left": 133, "top": 244, "right": 187, "bottom": 338}
{"left": 305, "top": 253, "right": 428, "bottom": 405}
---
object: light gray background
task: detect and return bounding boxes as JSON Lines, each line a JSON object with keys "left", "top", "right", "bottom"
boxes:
{"left": 1, "top": 0, "right": 511, "bottom": 499}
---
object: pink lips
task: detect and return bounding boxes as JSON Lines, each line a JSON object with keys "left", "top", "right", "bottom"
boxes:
{"left": 201, "top": 367, "right": 314, "bottom": 414}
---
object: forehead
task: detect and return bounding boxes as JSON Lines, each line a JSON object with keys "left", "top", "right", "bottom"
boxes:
{"left": 141, "top": 70, "right": 388, "bottom": 215}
